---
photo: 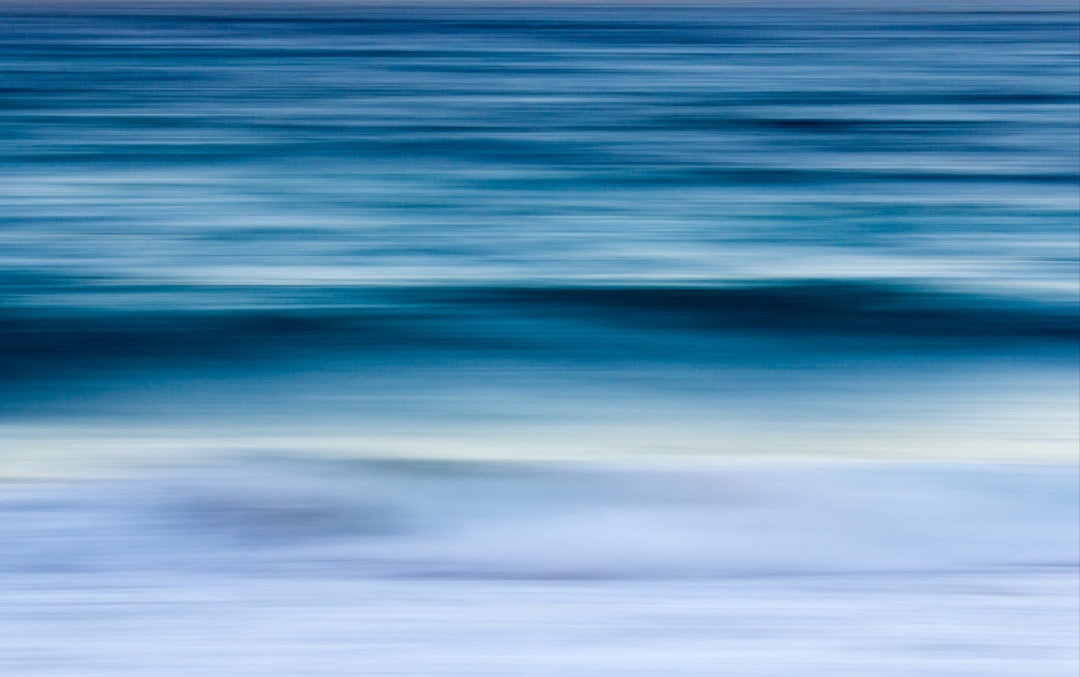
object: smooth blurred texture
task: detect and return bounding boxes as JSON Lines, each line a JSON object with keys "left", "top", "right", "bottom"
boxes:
{"left": 0, "top": 2, "right": 1077, "bottom": 676}
{"left": 1, "top": 1, "right": 1077, "bottom": 460}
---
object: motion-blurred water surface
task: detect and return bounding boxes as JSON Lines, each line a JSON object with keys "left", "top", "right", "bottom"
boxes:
{"left": 2, "top": 2, "right": 1077, "bottom": 464}
{"left": 0, "top": 3, "right": 1077, "bottom": 675}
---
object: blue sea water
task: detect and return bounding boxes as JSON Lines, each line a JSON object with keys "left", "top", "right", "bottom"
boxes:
{"left": 0, "top": 5, "right": 1077, "bottom": 675}
{"left": 1, "top": 1, "right": 1077, "bottom": 462}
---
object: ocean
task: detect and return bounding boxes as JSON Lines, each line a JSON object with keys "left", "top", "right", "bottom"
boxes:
{"left": 1, "top": 2, "right": 1077, "bottom": 675}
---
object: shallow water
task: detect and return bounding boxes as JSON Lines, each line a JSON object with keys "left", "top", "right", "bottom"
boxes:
{"left": 2, "top": 456, "right": 1078, "bottom": 675}
{"left": 3, "top": 571, "right": 1077, "bottom": 677}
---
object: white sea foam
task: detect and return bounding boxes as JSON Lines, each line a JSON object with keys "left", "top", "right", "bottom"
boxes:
{"left": 3, "top": 456, "right": 1075, "bottom": 579}
{"left": 3, "top": 456, "right": 1077, "bottom": 677}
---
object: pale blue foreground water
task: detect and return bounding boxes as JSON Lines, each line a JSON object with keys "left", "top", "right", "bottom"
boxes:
{"left": 3, "top": 572, "right": 1077, "bottom": 676}
{"left": 1, "top": 2, "right": 1077, "bottom": 675}
{"left": 2, "top": 457, "right": 1077, "bottom": 675}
